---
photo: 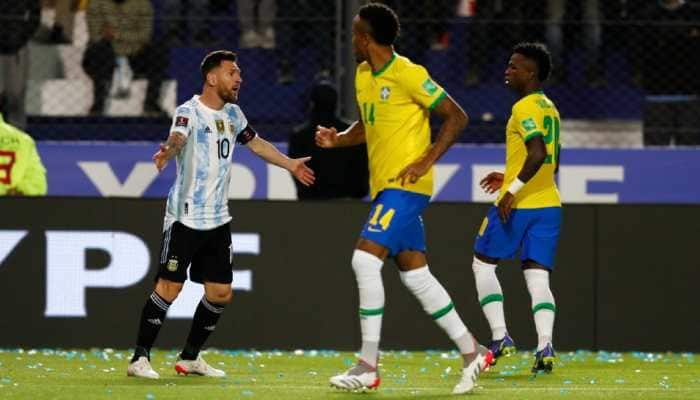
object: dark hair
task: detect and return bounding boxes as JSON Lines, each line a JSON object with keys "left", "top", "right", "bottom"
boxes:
{"left": 309, "top": 79, "right": 338, "bottom": 114}
{"left": 358, "top": 2, "right": 400, "bottom": 46}
{"left": 200, "top": 50, "right": 238, "bottom": 81}
{"left": 512, "top": 42, "right": 552, "bottom": 82}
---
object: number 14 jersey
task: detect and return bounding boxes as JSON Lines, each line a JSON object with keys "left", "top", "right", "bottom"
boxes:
{"left": 499, "top": 91, "right": 561, "bottom": 209}
{"left": 164, "top": 95, "right": 253, "bottom": 231}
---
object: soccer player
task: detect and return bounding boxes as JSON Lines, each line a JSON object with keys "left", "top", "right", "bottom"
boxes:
{"left": 315, "top": 3, "right": 491, "bottom": 394}
{"left": 0, "top": 112, "right": 47, "bottom": 196}
{"left": 126, "top": 50, "right": 315, "bottom": 379}
{"left": 471, "top": 42, "right": 561, "bottom": 373}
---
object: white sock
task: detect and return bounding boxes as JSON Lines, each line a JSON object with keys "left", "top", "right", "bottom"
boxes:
{"left": 400, "top": 265, "right": 475, "bottom": 355}
{"left": 352, "top": 249, "right": 384, "bottom": 367}
{"left": 524, "top": 269, "right": 555, "bottom": 351}
{"left": 472, "top": 256, "right": 507, "bottom": 340}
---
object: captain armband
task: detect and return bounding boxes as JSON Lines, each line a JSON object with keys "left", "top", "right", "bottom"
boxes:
{"left": 236, "top": 125, "right": 258, "bottom": 145}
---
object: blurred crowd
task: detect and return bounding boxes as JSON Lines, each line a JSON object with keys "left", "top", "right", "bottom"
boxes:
{"left": 0, "top": 0, "right": 699, "bottom": 146}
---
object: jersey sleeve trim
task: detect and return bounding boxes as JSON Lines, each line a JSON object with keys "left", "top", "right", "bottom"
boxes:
{"left": 523, "top": 130, "right": 544, "bottom": 142}
{"left": 428, "top": 90, "right": 447, "bottom": 111}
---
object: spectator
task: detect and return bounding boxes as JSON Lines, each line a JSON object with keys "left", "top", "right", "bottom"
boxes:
{"left": 0, "top": 0, "right": 40, "bottom": 131}
{"left": 637, "top": 0, "right": 700, "bottom": 145}
{"left": 464, "top": 0, "right": 541, "bottom": 86}
{"left": 545, "top": 0, "right": 605, "bottom": 86}
{"left": 237, "top": 0, "right": 276, "bottom": 49}
{"left": 275, "top": 0, "right": 334, "bottom": 84}
{"left": 0, "top": 113, "right": 47, "bottom": 196}
{"left": 162, "top": 0, "right": 218, "bottom": 46}
{"left": 288, "top": 80, "right": 368, "bottom": 199}
{"left": 36, "top": 0, "right": 77, "bottom": 44}
{"left": 380, "top": 0, "right": 456, "bottom": 64}
{"left": 83, "top": 0, "right": 169, "bottom": 117}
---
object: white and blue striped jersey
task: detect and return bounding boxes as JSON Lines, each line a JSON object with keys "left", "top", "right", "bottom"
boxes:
{"left": 163, "top": 95, "right": 256, "bottom": 231}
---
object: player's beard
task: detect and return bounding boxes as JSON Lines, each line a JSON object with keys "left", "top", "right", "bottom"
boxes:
{"left": 219, "top": 87, "right": 236, "bottom": 104}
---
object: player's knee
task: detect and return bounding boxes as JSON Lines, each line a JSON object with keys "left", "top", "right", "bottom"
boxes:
{"left": 472, "top": 255, "right": 497, "bottom": 275}
{"left": 155, "top": 279, "right": 183, "bottom": 302}
{"left": 205, "top": 288, "right": 233, "bottom": 305}
{"left": 352, "top": 249, "right": 383, "bottom": 277}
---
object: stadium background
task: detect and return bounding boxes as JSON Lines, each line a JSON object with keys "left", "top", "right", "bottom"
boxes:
{"left": 1, "top": 0, "right": 699, "bottom": 353}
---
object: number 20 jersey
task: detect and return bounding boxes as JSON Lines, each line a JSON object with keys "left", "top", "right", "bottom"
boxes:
{"left": 498, "top": 91, "right": 561, "bottom": 209}
{"left": 164, "top": 95, "right": 255, "bottom": 231}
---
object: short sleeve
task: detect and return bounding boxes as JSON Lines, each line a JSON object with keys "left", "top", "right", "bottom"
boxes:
{"left": 169, "top": 104, "right": 194, "bottom": 137}
{"left": 400, "top": 64, "right": 447, "bottom": 111}
{"left": 512, "top": 102, "right": 545, "bottom": 142}
{"left": 17, "top": 136, "right": 47, "bottom": 196}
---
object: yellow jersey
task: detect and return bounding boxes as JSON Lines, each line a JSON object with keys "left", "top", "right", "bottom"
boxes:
{"left": 497, "top": 91, "right": 561, "bottom": 209}
{"left": 0, "top": 114, "right": 47, "bottom": 196}
{"left": 355, "top": 53, "right": 447, "bottom": 199}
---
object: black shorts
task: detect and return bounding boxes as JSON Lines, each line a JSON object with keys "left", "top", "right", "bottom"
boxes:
{"left": 157, "top": 221, "right": 233, "bottom": 284}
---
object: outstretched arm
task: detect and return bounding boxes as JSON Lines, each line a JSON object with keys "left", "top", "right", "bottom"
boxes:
{"left": 152, "top": 132, "right": 187, "bottom": 172}
{"left": 247, "top": 135, "right": 315, "bottom": 186}
{"left": 396, "top": 95, "right": 468, "bottom": 185}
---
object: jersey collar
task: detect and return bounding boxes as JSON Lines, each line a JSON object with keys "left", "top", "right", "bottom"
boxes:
{"left": 372, "top": 53, "right": 397, "bottom": 78}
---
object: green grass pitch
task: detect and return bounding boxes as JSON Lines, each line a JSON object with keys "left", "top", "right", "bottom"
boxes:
{"left": 0, "top": 349, "right": 698, "bottom": 399}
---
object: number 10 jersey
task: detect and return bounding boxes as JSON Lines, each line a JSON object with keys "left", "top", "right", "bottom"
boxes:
{"left": 164, "top": 95, "right": 254, "bottom": 231}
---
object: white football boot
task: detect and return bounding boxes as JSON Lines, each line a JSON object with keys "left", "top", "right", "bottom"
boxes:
{"left": 127, "top": 356, "right": 160, "bottom": 379}
{"left": 452, "top": 345, "right": 494, "bottom": 395}
{"left": 329, "top": 359, "right": 380, "bottom": 391}
{"left": 175, "top": 355, "right": 226, "bottom": 377}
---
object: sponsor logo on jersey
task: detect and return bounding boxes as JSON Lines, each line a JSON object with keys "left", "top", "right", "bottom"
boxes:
{"left": 175, "top": 116, "right": 189, "bottom": 127}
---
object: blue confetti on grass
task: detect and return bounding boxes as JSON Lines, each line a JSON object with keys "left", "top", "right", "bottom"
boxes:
{"left": 242, "top": 389, "right": 254, "bottom": 396}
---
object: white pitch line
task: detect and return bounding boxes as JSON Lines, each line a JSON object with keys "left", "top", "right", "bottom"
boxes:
{"left": 211, "top": 383, "right": 698, "bottom": 393}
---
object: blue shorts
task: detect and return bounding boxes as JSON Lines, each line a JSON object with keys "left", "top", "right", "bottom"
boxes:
{"left": 474, "top": 206, "right": 561, "bottom": 269}
{"left": 360, "top": 189, "right": 431, "bottom": 257}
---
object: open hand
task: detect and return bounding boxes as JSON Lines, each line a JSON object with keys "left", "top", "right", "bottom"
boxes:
{"left": 290, "top": 156, "right": 315, "bottom": 186}
{"left": 396, "top": 158, "right": 431, "bottom": 186}
{"left": 480, "top": 171, "right": 504, "bottom": 194}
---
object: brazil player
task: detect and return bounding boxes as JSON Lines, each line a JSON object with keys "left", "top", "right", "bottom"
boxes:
{"left": 471, "top": 42, "right": 561, "bottom": 373}
{"left": 126, "top": 50, "right": 315, "bottom": 379}
{"left": 316, "top": 3, "right": 491, "bottom": 394}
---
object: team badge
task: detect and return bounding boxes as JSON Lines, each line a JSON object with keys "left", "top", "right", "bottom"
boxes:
{"left": 422, "top": 78, "right": 438, "bottom": 95}
{"left": 380, "top": 86, "right": 391, "bottom": 101}
{"left": 215, "top": 120, "right": 225, "bottom": 134}
{"left": 167, "top": 257, "right": 179, "bottom": 272}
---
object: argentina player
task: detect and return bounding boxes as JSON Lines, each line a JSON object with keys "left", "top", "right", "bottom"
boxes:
{"left": 127, "top": 50, "right": 314, "bottom": 379}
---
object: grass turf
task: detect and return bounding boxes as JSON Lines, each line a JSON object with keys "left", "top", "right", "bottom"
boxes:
{"left": 0, "top": 349, "right": 698, "bottom": 399}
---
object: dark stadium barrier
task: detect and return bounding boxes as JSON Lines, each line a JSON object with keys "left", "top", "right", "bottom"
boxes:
{"left": 0, "top": 198, "right": 696, "bottom": 352}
